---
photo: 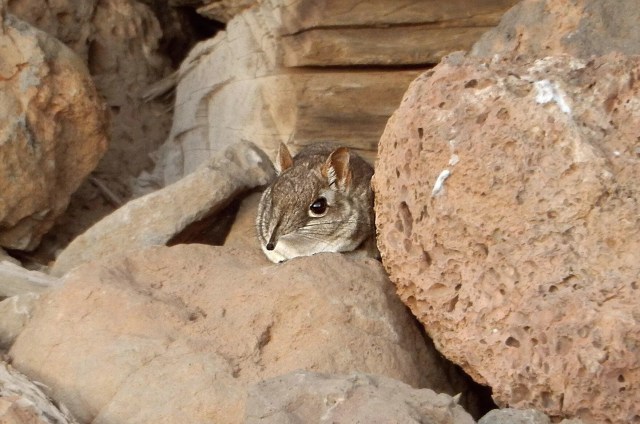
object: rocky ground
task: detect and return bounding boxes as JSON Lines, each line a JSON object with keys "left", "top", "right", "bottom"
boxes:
{"left": 0, "top": 0, "right": 638, "bottom": 423}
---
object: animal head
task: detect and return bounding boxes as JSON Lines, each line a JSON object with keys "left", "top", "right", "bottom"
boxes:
{"left": 256, "top": 142, "right": 373, "bottom": 263}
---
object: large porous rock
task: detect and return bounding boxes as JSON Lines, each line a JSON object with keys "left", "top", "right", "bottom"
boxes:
{"left": 152, "top": 0, "right": 517, "bottom": 184}
{"left": 10, "top": 245, "right": 456, "bottom": 423}
{"left": 373, "top": 53, "right": 640, "bottom": 423}
{"left": 471, "top": 0, "right": 640, "bottom": 58}
{"left": 50, "top": 141, "right": 275, "bottom": 276}
{"left": 0, "top": 11, "right": 108, "bottom": 250}
{"left": 245, "top": 371, "right": 474, "bottom": 424}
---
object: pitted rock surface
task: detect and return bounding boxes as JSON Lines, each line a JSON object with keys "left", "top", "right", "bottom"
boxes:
{"left": 373, "top": 53, "right": 640, "bottom": 423}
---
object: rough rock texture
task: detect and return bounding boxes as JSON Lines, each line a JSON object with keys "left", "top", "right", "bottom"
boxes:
{"left": 190, "top": 0, "right": 257, "bottom": 22}
{"left": 0, "top": 362, "right": 77, "bottom": 424}
{"left": 0, "top": 261, "right": 59, "bottom": 297}
{"left": 151, "top": 0, "right": 517, "bottom": 184}
{"left": 0, "top": 260, "right": 57, "bottom": 350}
{"left": 471, "top": 0, "right": 640, "bottom": 58}
{"left": 0, "top": 11, "right": 108, "bottom": 250}
{"left": 9, "top": 0, "right": 174, "bottom": 189}
{"left": 51, "top": 141, "right": 275, "bottom": 276}
{"left": 0, "top": 293, "right": 40, "bottom": 350}
{"left": 11, "top": 245, "right": 456, "bottom": 423}
{"left": 8, "top": 0, "right": 187, "bottom": 260}
{"left": 479, "top": 408, "right": 551, "bottom": 424}
{"left": 276, "top": 0, "right": 516, "bottom": 67}
{"left": 6, "top": 0, "right": 97, "bottom": 58}
{"left": 0, "top": 249, "right": 19, "bottom": 265}
{"left": 224, "top": 191, "right": 262, "bottom": 250}
{"left": 479, "top": 408, "right": 585, "bottom": 424}
{"left": 373, "top": 53, "right": 640, "bottom": 423}
{"left": 245, "top": 371, "right": 474, "bottom": 424}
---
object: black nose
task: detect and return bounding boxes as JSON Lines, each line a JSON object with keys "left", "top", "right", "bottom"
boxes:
{"left": 266, "top": 242, "right": 275, "bottom": 250}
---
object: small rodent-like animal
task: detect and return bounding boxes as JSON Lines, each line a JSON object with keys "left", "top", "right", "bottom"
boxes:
{"left": 256, "top": 142, "right": 375, "bottom": 263}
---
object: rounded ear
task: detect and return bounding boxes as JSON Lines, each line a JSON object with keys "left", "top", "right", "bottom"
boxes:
{"left": 322, "top": 147, "right": 352, "bottom": 191}
{"left": 276, "top": 142, "right": 293, "bottom": 174}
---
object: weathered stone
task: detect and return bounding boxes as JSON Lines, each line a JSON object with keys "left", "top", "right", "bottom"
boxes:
{"left": 194, "top": 0, "right": 257, "bottom": 22}
{"left": 51, "top": 141, "right": 275, "bottom": 276}
{"left": 278, "top": 0, "right": 514, "bottom": 31}
{"left": 11, "top": 245, "right": 457, "bottom": 423}
{"left": 8, "top": 1, "right": 185, "bottom": 262}
{"left": 86, "top": 0, "right": 173, "bottom": 182}
{"left": 479, "top": 408, "right": 551, "bottom": 424}
{"left": 373, "top": 54, "right": 640, "bottom": 423}
{"left": 6, "top": 0, "right": 97, "bottom": 59}
{"left": 0, "top": 361, "right": 77, "bottom": 424}
{"left": 224, "top": 191, "right": 262, "bottom": 250}
{"left": 278, "top": 0, "right": 517, "bottom": 67}
{"left": 9, "top": 0, "right": 174, "bottom": 187}
{"left": 471, "top": 0, "right": 640, "bottom": 58}
{"left": 0, "top": 261, "right": 60, "bottom": 297}
{"left": 245, "top": 371, "right": 475, "bottom": 424}
{"left": 0, "top": 293, "right": 40, "bottom": 350}
{"left": 0, "top": 249, "right": 19, "bottom": 266}
{"left": 0, "top": 11, "right": 108, "bottom": 250}
{"left": 479, "top": 408, "right": 586, "bottom": 424}
{"left": 150, "top": 0, "right": 517, "bottom": 185}
{"left": 156, "top": 44, "right": 419, "bottom": 183}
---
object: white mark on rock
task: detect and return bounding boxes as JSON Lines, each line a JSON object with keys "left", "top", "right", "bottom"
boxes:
{"left": 246, "top": 147, "right": 263, "bottom": 165}
{"left": 534, "top": 79, "right": 572, "bottom": 115}
{"left": 431, "top": 169, "right": 451, "bottom": 197}
{"left": 613, "top": 150, "right": 621, "bottom": 157}
{"left": 448, "top": 154, "right": 460, "bottom": 166}
{"left": 321, "top": 396, "right": 345, "bottom": 421}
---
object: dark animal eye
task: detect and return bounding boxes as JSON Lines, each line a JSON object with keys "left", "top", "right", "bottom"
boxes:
{"left": 309, "top": 197, "right": 327, "bottom": 215}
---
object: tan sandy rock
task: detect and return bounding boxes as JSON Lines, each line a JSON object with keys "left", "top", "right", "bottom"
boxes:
{"left": 224, "top": 191, "right": 262, "bottom": 250}
{"left": 373, "top": 53, "right": 640, "bottom": 423}
{"left": 6, "top": 0, "right": 97, "bottom": 59}
{"left": 0, "top": 249, "right": 19, "bottom": 266}
{"left": 194, "top": 0, "right": 257, "bottom": 22}
{"left": 0, "top": 293, "right": 40, "bottom": 350}
{"left": 8, "top": 1, "right": 185, "bottom": 261}
{"left": 479, "top": 408, "right": 585, "bottom": 424}
{"left": 151, "top": 0, "right": 517, "bottom": 185}
{"left": 471, "top": 0, "right": 640, "bottom": 58}
{"left": 0, "top": 260, "right": 58, "bottom": 350}
{"left": 479, "top": 409, "right": 551, "bottom": 424}
{"left": 11, "top": 244, "right": 457, "bottom": 423}
{"left": 86, "top": 0, "right": 173, "bottom": 183}
{"left": 0, "top": 261, "right": 59, "bottom": 297}
{"left": 245, "top": 371, "right": 475, "bottom": 424}
{"left": 278, "top": 0, "right": 518, "bottom": 67}
{"left": 0, "top": 362, "right": 77, "bottom": 424}
{"left": 0, "top": 11, "right": 108, "bottom": 250}
{"left": 50, "top": 141, "right": 275, "bottom": 276}
{"left": 9, "top": 0, "right": 174, "bottom": 189}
